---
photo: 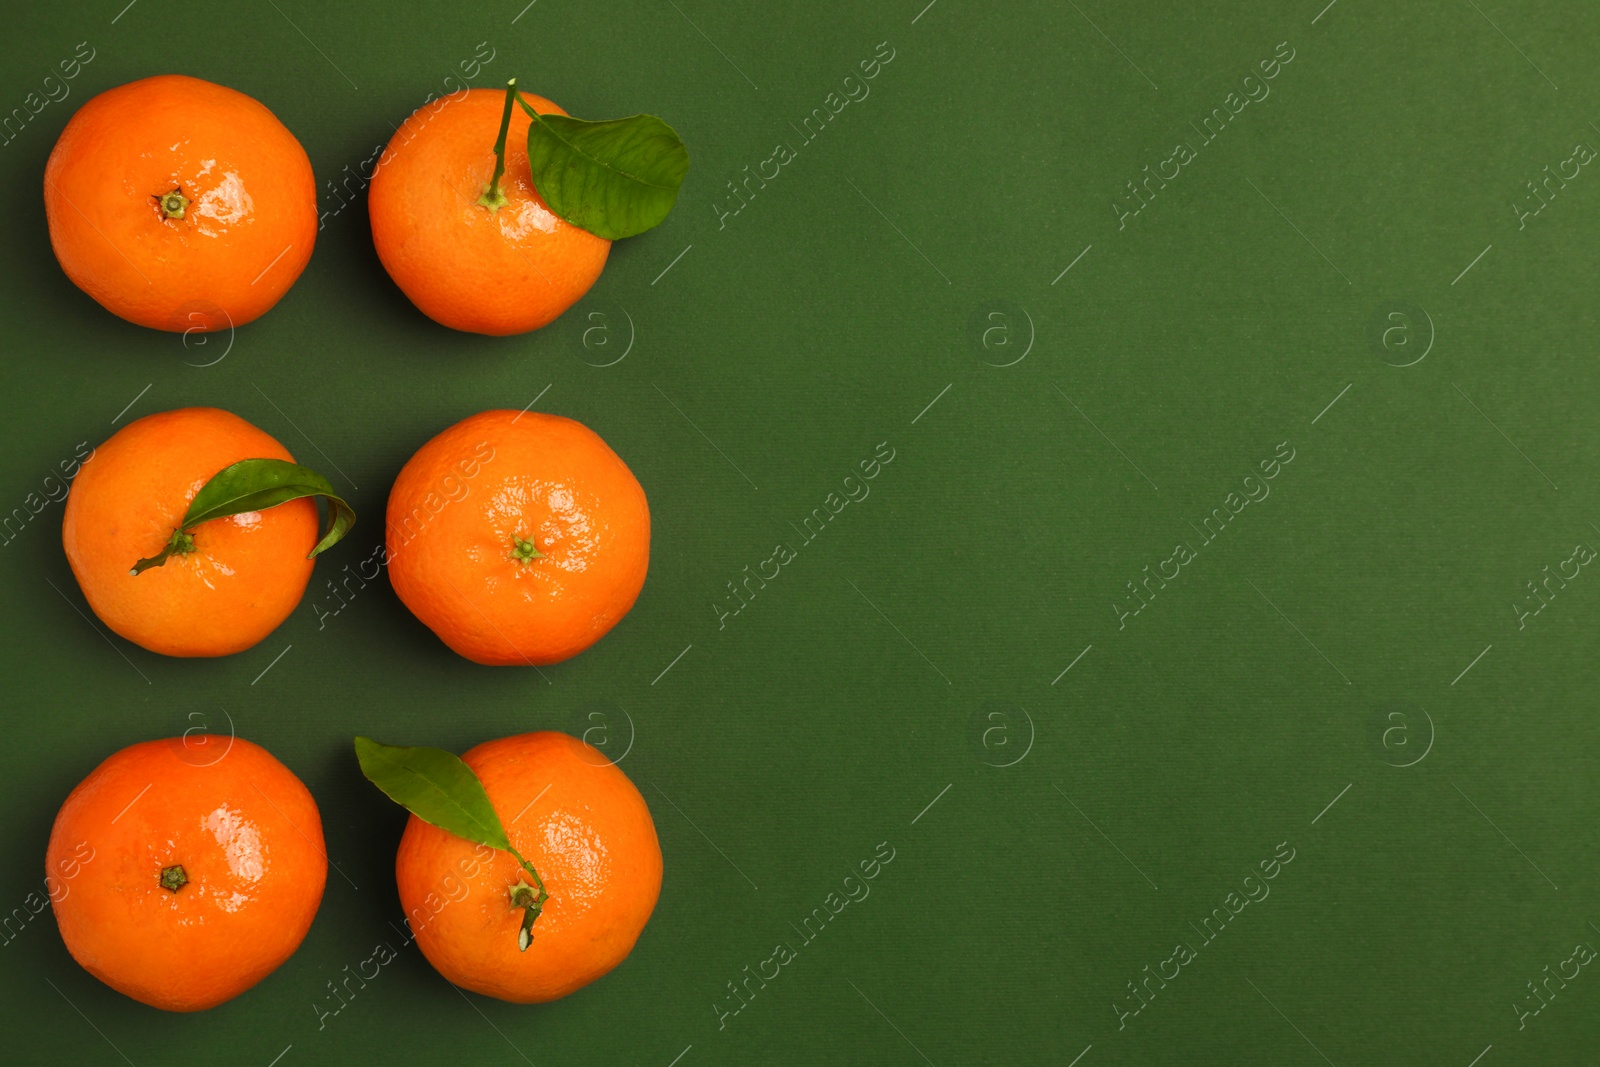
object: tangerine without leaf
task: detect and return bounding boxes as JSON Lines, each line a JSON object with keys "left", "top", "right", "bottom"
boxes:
{"left": 385, "top": 410, "right": 649, "bottom": 666}
{"left": 368, "top": 87, "right": 611, "bottom": 335}
{"left": 47, "top": 735, "right": 327, "bottom": 1012}
{"left": 62, "top": 407, "right": 319, "bottom": 657}
{"left": 395, "top": 731, "right": 661, "bottom": 1003}
{"left": 44, "top": 74, "right": 317, "bottom": 332}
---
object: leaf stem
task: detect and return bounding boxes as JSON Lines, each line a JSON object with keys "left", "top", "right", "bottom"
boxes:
{"left": 477, "top": 78, "right": 519, "bottom": 212}
{"left": 512, "top": 92, "right": 543, "bottom": 123}
{"left": 510, "top": 847, "right": 547, "bottom": 898}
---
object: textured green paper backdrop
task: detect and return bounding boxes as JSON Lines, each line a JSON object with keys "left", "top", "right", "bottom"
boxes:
{"left": 2, "top": 0, "right": 1599, "bottom": 1063}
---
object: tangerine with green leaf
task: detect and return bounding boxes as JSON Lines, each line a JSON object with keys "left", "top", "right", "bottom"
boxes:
{"left": 62, "top": 407, "right": 354, "bottom": 658}
{"left": 48, "top": 734, "right": 327, "bottom": 1011}
{"left": 359, "top": 732, "right": 661, "bottom": 1003}
{"left": 369, "top": 85, "right": 608, "bottom": 335}
{"left": 367, "top": 79, "right": 688, "bottom": 335}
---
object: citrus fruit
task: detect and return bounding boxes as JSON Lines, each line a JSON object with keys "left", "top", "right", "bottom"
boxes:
{"left": 368, "top": 87, "right": 610, "bottom": 335}
{"left": 47, "top": 735, "right": 327, "bottom": 1012}
{"left": 44, "top": 74, "right": 316, "bottom": 332}
{"left": 385, "top": 410, "right": 649, "bottom": 665}
{"left": 395, "top": 731, "right": 660, "bottom": 1002}
{"left": 63, "top": 407, "right": 320, "bottom": 657}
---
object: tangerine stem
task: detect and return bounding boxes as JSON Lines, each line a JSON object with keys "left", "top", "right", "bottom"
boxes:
{"left": 477, "top": 78, "right": 519, "bottom": 212}
{"left": 157, "top": 188, "right": 189, "bottom": 220}
{"left": 131, "top": 528, "right": 196, "bottom": 577}
{"left": 507, "top": 846, "right": 549, "bottom": 952}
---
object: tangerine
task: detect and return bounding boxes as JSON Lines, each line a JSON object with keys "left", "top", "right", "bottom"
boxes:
{"left": 385, "top": 410, "right": 649, "bottom": 665}
{"left": 62, "top": 407, "right": 320, "bottom": 657}
{"left": 44, "top": 74, "right": 317, "bottom": 332}
{"left": 368, "top": 87, "right": 610, "bottom": 335}
{"left": 395, "top": 731, "right": 660, "bottom": 1002}
{"left": 47, "top": 735, "right": 327, "bottom": 1011}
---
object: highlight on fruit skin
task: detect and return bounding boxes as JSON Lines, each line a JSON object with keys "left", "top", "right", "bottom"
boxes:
{"left": 368, "top": 88, "right": 611, "bottom": 336}
{"left": 43, "top": 74, "right": 317, "bottom": 332}
{"left": 62, "top": 407, "right": 351, "bottom": 658}
{"left": 46, "top": 734, "right": 328, "bottom": 1012}
{"left": 384, "top": 409, "right": 649, "bottom": 666}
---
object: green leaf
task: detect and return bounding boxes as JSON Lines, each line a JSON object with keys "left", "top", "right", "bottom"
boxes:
{"left": 130, "top": 457, "right": 356, "bottom": 575}
{"left": 182, "top": 458, "right": 355, "bottom": 558}
{"left": 523, "top": 108, "right": 689, "bottom": 240}
{"left": 353, "top": 737, "right": 512, "bottom": 852}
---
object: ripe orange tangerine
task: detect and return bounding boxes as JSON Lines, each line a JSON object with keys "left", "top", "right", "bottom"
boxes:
{"left": 395, "top": 731, "right": 661, "bottom": 1002}
{"left": 368, "top": 88, "right": 611, "bottom": 335}
{"left": 62, "top": 408, "right": 320, "bottom": 657}
{"left": 385, "top": 410, "right": 649, "bottom": 665}
{"left": 47, "top": 735, "right": 327, "bottom": 1011}
{"left": 43, "top": 74, "right": 317, "bottom": 332}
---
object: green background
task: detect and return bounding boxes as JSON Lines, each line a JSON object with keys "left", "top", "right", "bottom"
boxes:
{"left": 2, "top": 0, "right": 1597, "bottom": 1063}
